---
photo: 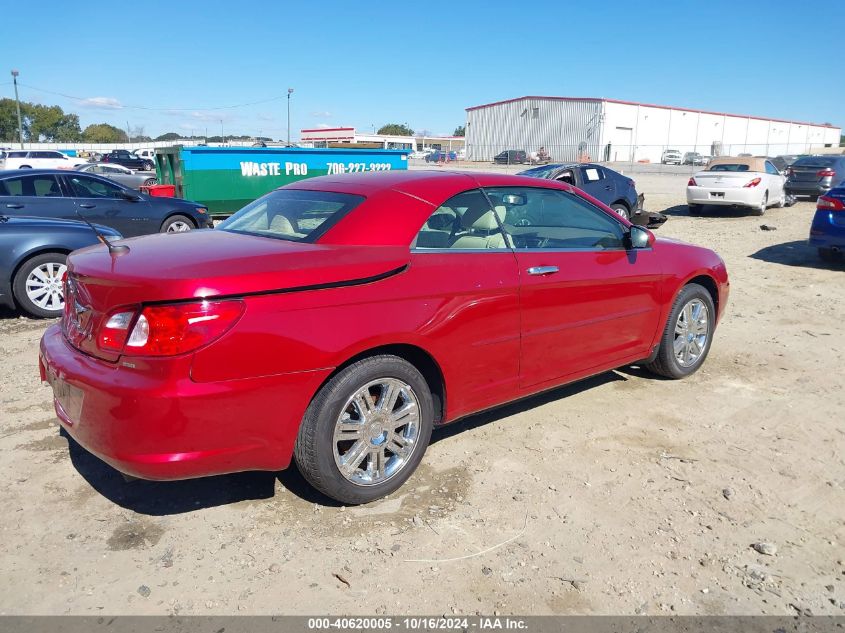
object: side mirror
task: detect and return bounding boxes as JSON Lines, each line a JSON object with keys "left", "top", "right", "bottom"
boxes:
{"left": 627, "top": 225, "right": 654, "bottom": 249}
{"left": 120, "top": 190, "right": 142, "bottom": 202}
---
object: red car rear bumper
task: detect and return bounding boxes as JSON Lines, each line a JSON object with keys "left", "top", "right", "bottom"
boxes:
{"left": 39, "top": 324, "right": 330, "bottom": 480}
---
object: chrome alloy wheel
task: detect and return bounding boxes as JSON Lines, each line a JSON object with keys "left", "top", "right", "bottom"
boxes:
{"left": 166, "top": 220, "right": 192, "bottom": 232}
{"left": 25, "top": 262, "right": 67, "bottom": 312}
{"left": 333, "top": 378, "right": 421, "bottom": 486}
{"left": 674, "top": 299, "right": 709, "bottom": 367}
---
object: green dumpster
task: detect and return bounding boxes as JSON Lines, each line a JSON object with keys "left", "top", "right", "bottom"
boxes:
{"left": 154, "top": 146, "right": 410, "bottom": 219}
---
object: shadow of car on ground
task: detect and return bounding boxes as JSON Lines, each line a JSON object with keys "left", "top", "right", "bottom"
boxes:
{"left": 62, "top": 371, "right": 640, "bottom": 514}
{"left": 750, "top": 240, "right": 845, "bottom": 270}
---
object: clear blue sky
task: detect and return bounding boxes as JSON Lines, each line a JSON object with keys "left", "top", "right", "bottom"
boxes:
{"left": 2, "top": 0, "right": 842, "bottom": 140}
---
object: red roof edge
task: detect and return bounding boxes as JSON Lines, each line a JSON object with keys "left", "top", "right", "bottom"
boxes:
{"left": 465, "top": 96, "right": 839, "bottom": 129}
{"left": 299, "top": 127, "right": 355, "bottom": 133}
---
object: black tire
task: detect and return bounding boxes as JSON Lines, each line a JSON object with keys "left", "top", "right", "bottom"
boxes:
{"left": 160, "top": 214, "right": 195, "bottom": 233}
{"left": 294, "top": 355, "right": 434, "bottom": 505}
{"left": 610, "top": 203, "right": 630, "bottom": 221}
{"left": 12, "top": 252, "right": 68, "bottom": 318}
{"left": 143, "top": 161, "right": 154, "bottom": 171}
{"left": 818, "top": 247, "right": 836, "bottom": 263}
{"left": 644, "top": 283, "right": 716, "bottom": 380}
{"left": 143, "top": 177, "right": 157, "bottom": 187}
{"left": 688, "top": 204, "right": 702, "bottom": 216}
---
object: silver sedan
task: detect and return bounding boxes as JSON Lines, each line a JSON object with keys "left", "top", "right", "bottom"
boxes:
{"left": 75, "top": 163, "right": 157, "bottom": 190}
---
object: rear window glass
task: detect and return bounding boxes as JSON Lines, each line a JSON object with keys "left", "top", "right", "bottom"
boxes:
{"left": 708, "top": 164, "right": 749, "bottom": 172}
{"left": 792, "top": 156, "right": 837, "bottom": 168}
{"left": 219, "top": 190, "right": 365, "bottom": 242}
{"left": 8, "top": 151, "right": 26, "bottom": 158}
{"left": 519, "top": 165, "right": 561, "bottom": 179}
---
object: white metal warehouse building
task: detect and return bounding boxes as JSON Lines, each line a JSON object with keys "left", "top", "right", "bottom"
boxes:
{"left": 464, "top": 96, "right": 841, "bottom": 163}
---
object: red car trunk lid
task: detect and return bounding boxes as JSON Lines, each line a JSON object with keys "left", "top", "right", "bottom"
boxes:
{"left": 63, "top": 230, "right": 409, "bottom": 361}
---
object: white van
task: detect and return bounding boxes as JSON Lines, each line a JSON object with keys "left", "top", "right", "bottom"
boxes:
{"left": 133, "top": 148, "right": 156, "bottom": 162}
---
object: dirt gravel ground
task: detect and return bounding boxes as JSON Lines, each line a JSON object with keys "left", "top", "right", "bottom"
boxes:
{"left": 1, "top": 171, "right": 843, "bottom": 616}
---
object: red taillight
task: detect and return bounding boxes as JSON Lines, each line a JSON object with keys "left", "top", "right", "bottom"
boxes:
{"left": 744, "top": 177, "right": 762, "bottom": 188}
{"left": 687, "top": 177, "right": 697, "bottom": 186}
{"left": 818, "top": 195, "right": 845, "bottom": 211}
{"left": 98, "top": 300, "right": 244, "bottom": 356}
{"left": 817, "top": 169, "right": 836, "bottom": 178}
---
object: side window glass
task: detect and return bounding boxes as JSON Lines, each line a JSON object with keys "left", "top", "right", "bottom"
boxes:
{"left": 68, "top": 176, "right": 123, "bottom": 199}
{"left": 765, "top": 161, "right": 779, "bottom": 175}
{"left": 485, "top": 187, "right": 626, "bottom": 251}
{"left": 555, "top": 170, "right": 575, "bottom": 185}
{"left": 1, "top": 177, "right": 25, "bottom": 196}
{"left": 32, "top": 176, "right": 62, "bottom": 197}
{"left": 0, "top": 175, "right": 60, "bottom": 197}
{"left": 412, "top": 189, "right": 508, "bottom": 250}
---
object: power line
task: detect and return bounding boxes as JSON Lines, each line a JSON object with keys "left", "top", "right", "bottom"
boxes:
{"left": 17, "top": 83, "right": 286, "bottom": 112}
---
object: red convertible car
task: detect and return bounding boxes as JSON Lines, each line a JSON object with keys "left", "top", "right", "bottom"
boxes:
{"left": 40, "top": 170, "right": 729, "bottom": 504}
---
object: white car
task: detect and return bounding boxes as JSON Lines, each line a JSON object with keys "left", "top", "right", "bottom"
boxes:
{"left": 0, "top": 150, "right": 87, "bottom": 170}
{"left": 409, "top": 149, "right": 433, "bottom": 159}
{"left": 662, "top": 149, "right": 682, "bottom": 165}
{"left": 686, "top": 156, "right": 787, "bottom": 216}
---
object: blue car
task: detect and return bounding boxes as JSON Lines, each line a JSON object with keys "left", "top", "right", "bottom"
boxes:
{"left": 519, "top": 162, "right": 666, "bottom": 228}
{"left": 0, "top": 215, "right": 121, "bottom": 318}
{"left": 809, "top": 186, "right": 845, "bottom": 262}
{"left": 425, "top": 150, "right": 457, "bottom": 163}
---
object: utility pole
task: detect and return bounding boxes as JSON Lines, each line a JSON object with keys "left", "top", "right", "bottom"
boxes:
{"left": 11, "top": 70, "right": 24, "bottom": 149}
{"left": 126, "top": 121, "right": 132, "bottom": 144}
{"left": 220, "top": 120, "right": 224, "bottom": 146}
{"left": 287, "top": 88, "right": 294, "bottom": 146}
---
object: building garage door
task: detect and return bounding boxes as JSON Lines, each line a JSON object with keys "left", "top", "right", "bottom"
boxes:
{"left": 610, "top": 127, "right": 633, "bottom": 162}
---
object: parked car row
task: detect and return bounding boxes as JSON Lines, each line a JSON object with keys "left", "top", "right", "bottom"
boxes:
{"left": 0, "top": 148, "right": 157, "bottom": 171}
{"left": 661, "top": 149, "right": 711, "bottom": 166}
{"left": 0, "top": 168, "right": 210, "bottom": 317}
{"left": 686, "top": 154, "right": 845, "bottom": 216}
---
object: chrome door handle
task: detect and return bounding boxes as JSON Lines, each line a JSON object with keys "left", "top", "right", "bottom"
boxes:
{"left": 79, "top": 204, "right": 96, "bottom": 209}
{"left": 527, "top": 266, "right": 559, "bottom": 276}
{"left": 6, "top": 203, "right": 23, "bottom": 209}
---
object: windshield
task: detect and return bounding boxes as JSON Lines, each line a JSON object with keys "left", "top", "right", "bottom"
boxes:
{"left": 708, "top": 164, "right": 749, "bottom": 172}
{"left": 793, "top": 156, "right": 837, "bottom": 168}
{"left": 219, "top": 189, "right": 365, "bottom": 242}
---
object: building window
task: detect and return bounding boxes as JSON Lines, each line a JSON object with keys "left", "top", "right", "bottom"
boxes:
{"left": 532, "top": 108, "right": 539, "bottom": 119}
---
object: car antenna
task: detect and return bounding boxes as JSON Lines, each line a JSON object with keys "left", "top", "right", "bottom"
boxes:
{"left": 74, "top": 210, "right": 129, "bottom": 256}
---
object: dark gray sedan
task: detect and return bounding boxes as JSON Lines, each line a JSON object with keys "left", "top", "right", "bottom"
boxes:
{"left": 785, "top": 155, "right": 845, "bottom": 199}
{"left": 0, "top": 169, "right": 212, "bottom": 237}
{"left": 0, "top": 215, "right": 121, "bottom": 318}
{"left": 76, "top": 162, "right": 157, "bottom": 189}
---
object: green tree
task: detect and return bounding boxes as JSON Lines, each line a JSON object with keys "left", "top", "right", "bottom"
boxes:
{"left": 377, "top": 123, "right": 414, "bottom": 136}
{"left": 29, "top": 104, "right": 81, "bottom": 142}
{"left": 0, "top": 98, "right": 26, "bottom": 142}
{"left": 453, "top": 125, "right": 465, "bottom": 137}
{"left": 82, "top": 123, "right": 127, "bottom": 143}
{"left": 155, "top": 132, "right": 182, "bottom": 141}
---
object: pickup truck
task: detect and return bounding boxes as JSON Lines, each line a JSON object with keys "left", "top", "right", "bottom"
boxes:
{"left": 101, "top": 150, "right": 154, "bottom": 171}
